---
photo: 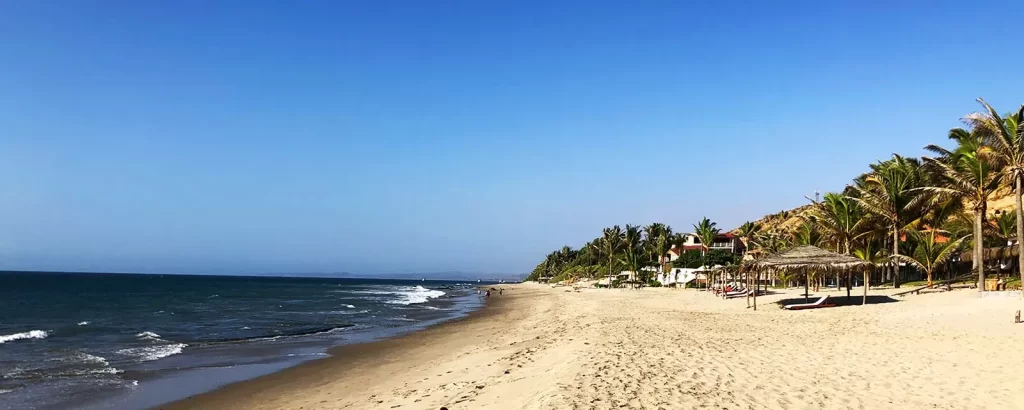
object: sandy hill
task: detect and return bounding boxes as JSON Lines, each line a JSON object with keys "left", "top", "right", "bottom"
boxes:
{"left": 738, "top": 191, "right": 1019, "bottom": 235}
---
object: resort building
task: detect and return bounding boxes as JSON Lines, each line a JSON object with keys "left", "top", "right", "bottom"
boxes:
{"left": 663, "top": 233, "right": 746, "bottom": 261}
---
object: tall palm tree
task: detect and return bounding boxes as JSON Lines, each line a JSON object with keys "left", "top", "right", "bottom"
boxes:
{"left": 896, "top": 230, "right": 968, "bottom": 287}
{"left": 736, "top": 221, "right": 762, "bottom": 294}
{"left": 849, "top": 154, "right": 926, "bottom": 288}
{"left": 599, "top": 226, "right": 625, "bottom": 287}
{"left": 693, "top": 218, "right": 720, "bottom": 287}
{"left": 544, "top": 251, "right": 561, "bottom": 279}
{"left": 657, "top": 224, "right": 674, "bottom": 272}
{"left": 964, "top": 98, "right": 1024, "bottom": 289}
{"left": 811, "top": 193, "right": 867, "bottom": 290}
{"left": 621, "top": 224, "right": 646, "bottom": 287}
{"left": 643, "top": 223, "right": 671, "bottom": 272}
{"left": 578, "top": 241, "right": 596, "bottom": 267}
{"left": 811, "top": 193, "right": 865, "bottom": 255}
{"left": 918, "top": 131, "right": 1002, "bottom": 291}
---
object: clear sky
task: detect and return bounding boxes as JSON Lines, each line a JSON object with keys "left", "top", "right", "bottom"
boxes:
{"left": 2, "top": 1, "right": 1022, "bottom": 276}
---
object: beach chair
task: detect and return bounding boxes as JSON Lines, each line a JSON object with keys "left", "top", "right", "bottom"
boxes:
{"left": 783, "top": 295, "right": 835, "bottom": 310}
{"left": 725, "top": 289, "right": 750, "bottom": 299}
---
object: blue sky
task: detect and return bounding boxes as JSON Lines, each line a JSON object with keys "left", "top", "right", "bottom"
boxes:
{"left": 1, "top": 1, "right": 1022, "bottom": 275}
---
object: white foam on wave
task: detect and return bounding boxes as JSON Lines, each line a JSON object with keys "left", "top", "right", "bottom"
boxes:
{"left": 326, "top": 309, "right": 370, "bottom": 315}
{"left": 286, "top": 352, "right": 328, "bottom": 357}
{"left": 77, "top": 321, "right": 90, "bottom": 326}
{"left": 117, "top": 343, "right": 187, "bottom": 362}
{"left": 136, "top": 331, "right": 161, "bottom": 340}
{"left": 77, "top": 352, "right": 110, "bottom": 367}
{"left": 84, "top": 367, "right": 123, "bottom": 375}
{"left": 0, "top": 330, "right": 48, "bottom": 344}
{"left": 0, "top": 388, "right": 14, "bottom": 395}
{"left": 387, "top": 285, "right": 446, "bottom": 305}
{"left": 344, "top": 304, "right": 356, "bottom": 308}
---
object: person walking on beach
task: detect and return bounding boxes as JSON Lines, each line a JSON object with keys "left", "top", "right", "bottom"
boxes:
{"left": 499, "top": 288, "right": 503, "bottom": 296}
{"left": 485, "top": 290, "right": 491, "bottom": 297}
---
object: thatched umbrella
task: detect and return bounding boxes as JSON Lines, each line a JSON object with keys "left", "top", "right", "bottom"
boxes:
{"left": 711, "top": 264, "right": 741, "bottom": 299}
{"left": 748, "top": 245, "right": 874, "bottom": 310}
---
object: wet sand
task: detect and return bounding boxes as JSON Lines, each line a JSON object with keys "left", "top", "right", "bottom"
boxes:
{"left": 160, "top": 283, "right": 1024, "bottom": 409}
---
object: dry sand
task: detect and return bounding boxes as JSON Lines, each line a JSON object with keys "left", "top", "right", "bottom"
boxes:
{"left": 162, "top": 284, "right": 1024, "bottom": 410}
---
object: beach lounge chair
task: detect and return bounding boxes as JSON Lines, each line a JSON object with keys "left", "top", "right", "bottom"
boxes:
{"left": 783, "top": 295, "right": 835, "bottom": 310}
{"left": 725, "top": 289, "right": 751, "bottom": 299}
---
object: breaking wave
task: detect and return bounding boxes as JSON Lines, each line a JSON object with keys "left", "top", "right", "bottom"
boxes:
{"left": 0, "top": 330, "right": 48, "bottom": 344}
{"left": 135, "top": 331, "right": 161, "bottom": 340}
{"left": 387, "top": 286, "right": 446, "bottom": 305}
{"left": 117, "top": 343, "right": 187, "bottom": 362}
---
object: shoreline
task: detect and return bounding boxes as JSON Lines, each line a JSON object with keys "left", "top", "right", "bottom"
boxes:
{"left": 161, "top": 284, "right": 1024, "bottom": 409}
{"left": 156, "top": 287, "right": 514, "bottom": 409}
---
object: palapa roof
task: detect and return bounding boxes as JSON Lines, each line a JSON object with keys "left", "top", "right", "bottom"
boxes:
{"left": 960, "top": 245, "right": 1017, "bottom": 262}
{"left": 748, "top": 245, "right": 873, "bottom": 274}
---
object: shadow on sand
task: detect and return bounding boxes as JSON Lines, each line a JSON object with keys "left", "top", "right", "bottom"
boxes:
{"left": 774, "top": 295, "right": 900, "bottom": 308}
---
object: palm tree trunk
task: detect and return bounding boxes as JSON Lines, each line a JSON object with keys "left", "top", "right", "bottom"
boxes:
{"left": 1016, "top": 175, "right": 1024, "bottom": 295}
{"left": 753, "top": 271, "right": 758, "bottom": 311}
{"left": 608, "top": 256, "right": 614, "bottom": 289}
{"left": 975, "top": 209, "right": 985, "bottom": 292}
{"left": 804, "top": 272, "right": 809, "bottom": 303}
{"left": 863, "top": 269, "right": 869, "bottom": 305}
{"left": 892, "top": 225, "right": 900, "bottom": 288}
{"left": 746, "top": 271, "right": 751, "bottom": 308}
{"left": 846, "top": 272, "right": 851, "bottom": 301}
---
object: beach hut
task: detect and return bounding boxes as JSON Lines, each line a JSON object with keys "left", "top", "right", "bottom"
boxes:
{"left": 747, "top": 245, "right": 874, "bottom": 310}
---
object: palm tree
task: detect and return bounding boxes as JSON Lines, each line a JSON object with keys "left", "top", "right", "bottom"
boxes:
{"left": 621, "top": 224, "right": 646, "bottom": 287}
{"left": 577, "top": 241, "right": 597, "bottom": 268}
{"left": 849, "top": 154, "right": 926, "bottom": 288}
{"left": 736, "top": 221, "right": 762, "bottom": 294}
{"left": 811, "top": 192, "right": 867, "bottom": 290}
{"left": 752, "top": 229, "right": 792, "bottom": 256}
{"left": 643, "top": 223, "right": 672, "bottom": 272}
{"left": 853, "top": 236, "right": 887, "bottom": 304}
{"left": 599, "top": 226, "right": 624, "bottom": 287}
{"left": 918, "top": 131, "right": 1002, "bottom": 291}
{"left": 693, "top": 218, "right": 720, "bottom": 288}
{"left": 793, "top": 217, "right": 823, "bottom": 247}
{"left": 811, "top": 193, "right": 865, "bottom": 255}
{"left": 736, "top": 221, "right": 761, "bottom": 256}
{"left": 994, "top": 211, "right": 1017, "bottom": 245}
{"left": 544, "top": 251, "right": 560, "bottom": 279}
{"left": 896, "top": 230, "right": 968, "bottom": 287}
{"left": 964, "top": 98, "right": 1024, "bottom": 289}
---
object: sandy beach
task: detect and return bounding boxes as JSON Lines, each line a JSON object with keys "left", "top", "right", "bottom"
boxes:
{"left": 162, "top": 284, "right": 1024, "bottom": 410}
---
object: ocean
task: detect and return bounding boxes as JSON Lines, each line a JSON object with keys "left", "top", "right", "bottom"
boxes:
{"left": 0, "top": 272, "right": 489, "bottom": 410}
